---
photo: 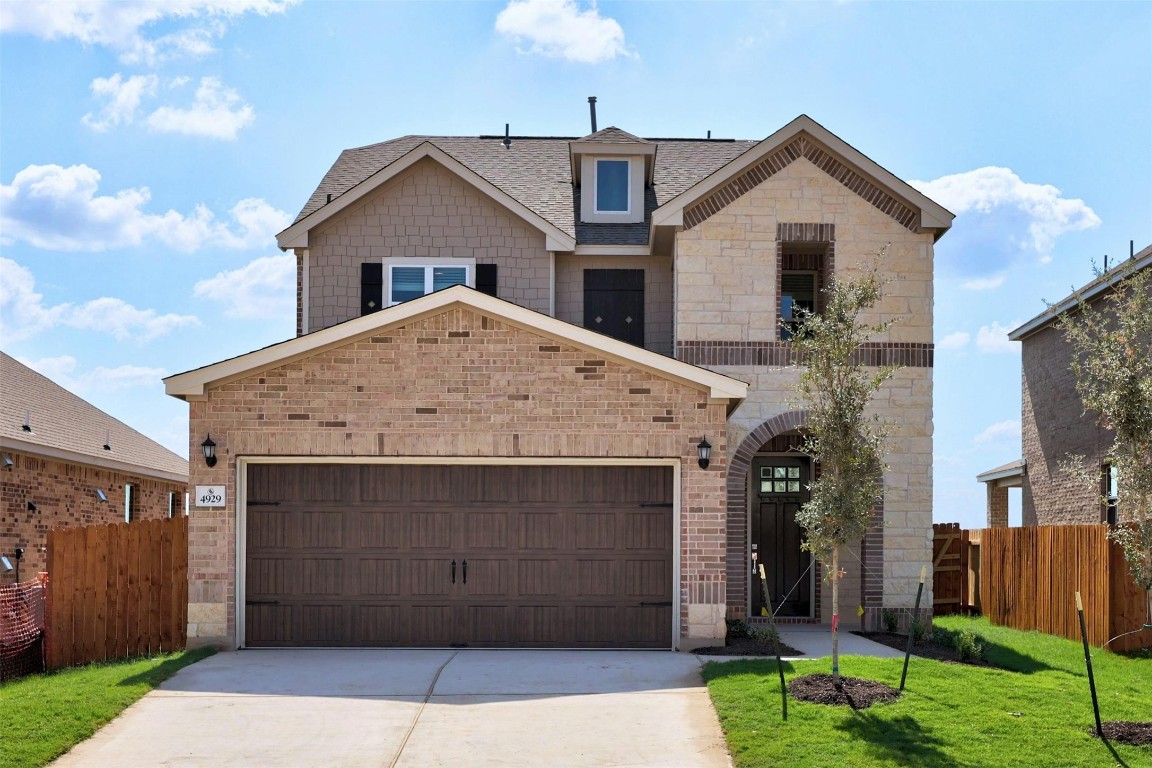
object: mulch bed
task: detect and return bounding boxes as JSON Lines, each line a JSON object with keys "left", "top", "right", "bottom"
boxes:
{"left": 1095, "top": 721, "right": 1152, "bottom": 746}
{"left": 694, "top": 636, "right": 805, "bottom": 657}
{"left": 853, "top": 631, "right": 993, "bottom": 667}
{"left": 788, "top": 673, "right": 901, "bottom": 710}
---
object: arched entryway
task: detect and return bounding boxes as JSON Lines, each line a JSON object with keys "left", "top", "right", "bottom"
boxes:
{"left": 726, "top": 410, "right": 884, "bottom": 625}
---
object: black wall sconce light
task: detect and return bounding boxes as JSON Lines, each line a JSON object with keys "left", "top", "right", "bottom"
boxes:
{"left": 26, "top": 501, "right": 38, "bottom": 513}
{"left": 201, "top": 435, "right": 217, "bottom": 468}
{"left": 697, "top": 437, "right": 712, "bottom": 470}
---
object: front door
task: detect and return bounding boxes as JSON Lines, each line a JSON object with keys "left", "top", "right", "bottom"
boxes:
{"left": 750, "top": 456, "right": 812, "bottom": 618}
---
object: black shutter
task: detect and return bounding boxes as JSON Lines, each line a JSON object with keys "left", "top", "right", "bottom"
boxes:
{"left": 476, "top": 264, "right": 498, "bottom": 297}
{"left": 583, "top": 269, "right": 645, "bottom": 346}
{"left": 361, "top": 263, "right": 383, "bottom": 315}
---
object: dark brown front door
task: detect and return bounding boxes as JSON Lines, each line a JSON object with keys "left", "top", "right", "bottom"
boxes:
{"left": 750, "top": 457, "right": 812, "bottom": 618}
{"left": 244, "top": 464, "right": 673, "bottom": 648}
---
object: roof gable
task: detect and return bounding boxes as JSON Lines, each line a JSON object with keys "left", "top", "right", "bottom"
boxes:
{"left": 651, "top": 115, "right": 954, "bottom": 240}
{"left": 573, "top": 126, "right": 653, "bottom": 145}
{"left": 165, "top": 287, "right": 747, "bottom": 407}
{"left": 0, "top": 352, "right": 188, "bottom": 481}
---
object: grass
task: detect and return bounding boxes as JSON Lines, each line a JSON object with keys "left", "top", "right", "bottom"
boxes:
{"left": 0, "top": 648, "right": 214, "bottom": 768}
{"left": 703, "top": 616, "right": 1151, "bottom": 767}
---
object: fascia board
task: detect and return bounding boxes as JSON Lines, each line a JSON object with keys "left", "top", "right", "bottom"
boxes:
{"left": 165, "top": 286, "right": 747, "bottom": 403}
{"left": 573, "top": 245, "right": 652, "bottom": 256}
{"left": 0, "top": 437, "right": 189, "bottom": 484}
{"left": 1009, "top": 251, "right": 1152, "bottom": 340}
{"left": 276, "top": 143, "right": 576, "bottom": 252}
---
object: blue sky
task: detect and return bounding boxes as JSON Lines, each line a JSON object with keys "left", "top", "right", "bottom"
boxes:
{"left": 1, "top": 1, "right": 1149, "bottom": 529}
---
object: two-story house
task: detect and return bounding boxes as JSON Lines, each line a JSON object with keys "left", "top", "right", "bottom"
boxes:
{"left": 165, "top": 113, "right": 952, "bottom": 650}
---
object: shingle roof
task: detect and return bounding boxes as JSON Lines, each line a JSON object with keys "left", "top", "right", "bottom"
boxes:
{"left": 572, "top": 126, "right": 653, "bottom": 145}
{"left": 0, "top": 352, "right": 188, "bottom": 480}
{"left": 293, "top": 133, "right": 758, "bottom": 246}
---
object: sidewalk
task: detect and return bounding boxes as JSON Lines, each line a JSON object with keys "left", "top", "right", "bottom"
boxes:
{"left": 777, "top": 625, "right": 906, "bottom": 659}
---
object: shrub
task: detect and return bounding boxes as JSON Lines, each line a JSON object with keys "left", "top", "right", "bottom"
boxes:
{"left": 911, "top": 616, "right": 929, "bottom": 644}
{"left": 725, "top": 618, "right": 751, "bottom": 641}
{"left": 882, "top": 608, "right": 899, "bottom": 633}
{"left": 748, "top": 623, "right": 782, "bottom": 648}
{"left": 955, "top": 630, "right": 984, "bottom": 662}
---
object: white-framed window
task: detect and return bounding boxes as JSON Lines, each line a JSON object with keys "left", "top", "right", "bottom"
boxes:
{"left": 124, "top": 483, "right": 136, "bottom": 523}
{"left": 594, "top": 158, "right": 630, "bottom": 214}
{"left": 384, "top": 259, "right": 474, "bottom": 306}
{"left": 184, "top": 491, "right": 191, "bottom": 517}
{"left": 168, "top": 491, "right": 180, "bottom": 518}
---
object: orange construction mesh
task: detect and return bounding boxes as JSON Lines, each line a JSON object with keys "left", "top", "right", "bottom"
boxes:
{"left": 0, "top": 578, "right": 46, "bottom": 681}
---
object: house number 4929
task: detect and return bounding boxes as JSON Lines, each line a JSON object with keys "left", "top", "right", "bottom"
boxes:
{"left": 195, "top": 485, "right": 226, "bottom": 507}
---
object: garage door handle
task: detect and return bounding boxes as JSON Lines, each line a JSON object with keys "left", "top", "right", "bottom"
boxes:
{"left": 462, "top": 559, "right": 468, "bottom": 584}
{"left": 451, "top": 560, "right": 456, "bottom": 584}
{"left": 639, "top": 601, "right": 672, "bottom": 607}
{"left": 246, "top": 599, "right": 280, "bottom": 606}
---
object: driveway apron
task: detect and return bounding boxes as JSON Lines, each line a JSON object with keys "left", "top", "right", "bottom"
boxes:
{"left": 50, "top": 650, "right": 731, "bottom": 768}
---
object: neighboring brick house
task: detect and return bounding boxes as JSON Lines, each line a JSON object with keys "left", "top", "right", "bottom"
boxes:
{"left": 1, "top": 353, "right": 189, "bottom": 579}
{"left": 979, "top": 244, "right": 1152, "bottom": 527}
{"left": 166, "top": 114, "right": 953, "bottom": 650}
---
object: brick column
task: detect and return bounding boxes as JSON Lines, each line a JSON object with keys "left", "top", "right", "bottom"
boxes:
{"left": 987, "top": 483, "right": 1009, "bottom": 527}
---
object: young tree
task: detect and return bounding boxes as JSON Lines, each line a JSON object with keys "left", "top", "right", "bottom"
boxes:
{"left": 791, "top": 255, "right": 899, "bottom": 686}
{"left": 1057, "top": 264, "right": 1152, "bottom": 625}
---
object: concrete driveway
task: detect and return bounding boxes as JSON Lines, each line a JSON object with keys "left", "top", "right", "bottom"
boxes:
{"left": 52, "top": 650, "right": 732, "bottom": 767}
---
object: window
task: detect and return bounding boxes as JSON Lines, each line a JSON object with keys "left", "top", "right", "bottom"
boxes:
{"left": 595, "top": 159, "right": 629, "bottom": 213}
{"left": 168, "top": 491, "right": 180, "bottom": 519}
{"left": 760, "top": 465, "right": 802, "bottom": 494}
{"left": 124, "top": 484, "right": 136, "bottom": 523}
{"left": 1102, "top": 463, "right": 1119, "bottom": 524}
{"left": 780, "top": 272, "right": 817, "bottom": 341}
{"left": 385, "top": 262, "right": 471, "bottom": 306}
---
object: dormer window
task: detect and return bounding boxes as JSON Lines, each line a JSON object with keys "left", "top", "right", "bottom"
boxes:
{"left": 595, "top": 159, "right": 630, "bottom": 213}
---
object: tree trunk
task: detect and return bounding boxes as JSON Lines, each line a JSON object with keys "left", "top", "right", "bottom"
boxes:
{"left": 832, "top": 544, "right": 840, "bottom": 687}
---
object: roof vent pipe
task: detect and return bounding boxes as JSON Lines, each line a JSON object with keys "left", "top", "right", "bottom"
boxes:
{"left": 588, "top": 96, "right": 597, "bottom": 133}
{"left": 707, "top": 130, "right": 711, "bottom": 139}
{"left": 503, "top": 123, "right": 511, "bottom": 150}
{"left": 326, "top": 193, "right": 333, "bottom": 204}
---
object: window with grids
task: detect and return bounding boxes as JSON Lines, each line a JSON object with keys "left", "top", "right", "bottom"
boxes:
{"left": 760, "top": 465, "right": 803, "bottom": 494}
{"left": 389, "top": 264, "right": 469, "bottom": 306}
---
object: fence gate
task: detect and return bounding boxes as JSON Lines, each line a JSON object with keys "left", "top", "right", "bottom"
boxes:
{"left": 932, "top": 523, "right": 969, "bottom": 615}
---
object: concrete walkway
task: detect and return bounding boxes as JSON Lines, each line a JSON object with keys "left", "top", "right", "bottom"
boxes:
{"left": 51, "top": 650, "right": 732, "bottom": 768}
{"left": 777, "top": 625, "right": 907, "bottom": 659}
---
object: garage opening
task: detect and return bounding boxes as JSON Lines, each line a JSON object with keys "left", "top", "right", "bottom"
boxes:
{"left": 243, "top": 464, "right": 674, "bottom": 648}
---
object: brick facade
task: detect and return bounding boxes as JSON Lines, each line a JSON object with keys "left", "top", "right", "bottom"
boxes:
{"left": 185, "top": 305, "right": 730, "bottom": 648}
{"left": 304, "top": 158, "right": 551, "bottom": 333}
{"left": 1, "top": 450, "right": 186, "bottom": 577}
{"left": 1020, "top": 324, "right": 1113, "bottom": 525}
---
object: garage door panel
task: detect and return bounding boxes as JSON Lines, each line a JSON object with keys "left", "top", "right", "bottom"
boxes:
{"left": 245, "top": 464, "right": 673, "bottom": 648}
{"left": 358, "top": 558, "right": 402, "bottom": 595}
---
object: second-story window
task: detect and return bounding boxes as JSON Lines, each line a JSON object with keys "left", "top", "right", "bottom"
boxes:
{"left": 595, "top": 159, "right": 630, "bottom": 213}
{"left": 387, "top": 263, "right": 471, "bottom": 306}
{"left": 777, "top": 242, "right": 830, "bottom": 341}
{"left": 780, "top": 272, "right": 817, "bottom": 341}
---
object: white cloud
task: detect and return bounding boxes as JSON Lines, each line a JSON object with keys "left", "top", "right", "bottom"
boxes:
{"left": 974, "top": 419, "right": 1021, "bottom": 445}
{"left": 82, "top": 73, "right": 159, "bottom": 131}
{"left": 937, "top": 331, "right": 970, "bottom": 351}
{"left": 0, "top": 0, "right": 296, "bottom": 65}
{"left": 0, "top": 163, "right": 289, "bottom": 251}
{"left": 144, "top": 77, "right": 254, "bottom": 140}
{"left": 20, "top": 355, "right": 168, "bottom": 394}
{"left": 911, "top": 167, "right": 1100, "bottom": 263}
{"left": 193, "top": 254, "right": 295, "bottom": 319}
{"left": 495, "top": 0, "right": 633, "bottom": 64}
{"left": 0, "top": 257, "right": 200, "bottom": 342}
{"left": 960, "top": 273, "right": 1006, "bottom": 291}
{"left": 975, "top": 321, "right": 1018, "bottom": 353}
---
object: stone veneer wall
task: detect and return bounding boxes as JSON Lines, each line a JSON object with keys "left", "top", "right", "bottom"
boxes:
{"left": 554, "top": 253, "right": 674, "bottom": 356}
{"left": 304, "top": 158, "right": 551, "bottom": 333}
{"left": 185, "top": 307, "right": 729, "bottom": 648}
{"left": 0, "top": 450, "right": 186, "bottom": 577}
{"left": 674, "top": 156, "right": 936, "bottom": 624}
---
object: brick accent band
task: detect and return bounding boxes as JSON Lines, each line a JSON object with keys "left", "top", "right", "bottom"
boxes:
{"left": 684, "top": 134, "right": 920, "bottom": 232}
{"left": 677, "top": 341, "right": 934, "bottom": 368}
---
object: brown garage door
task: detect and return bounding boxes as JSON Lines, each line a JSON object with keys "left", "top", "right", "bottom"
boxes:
{"left": 244, "top": 464, "right": 673, "bottom": 648}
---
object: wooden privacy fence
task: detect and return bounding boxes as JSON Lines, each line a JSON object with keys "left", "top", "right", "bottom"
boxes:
{"left": 46, "top": 516, "right": 188, "bottom": 670}
{"left": 932, "top": 523, "right": 971, "bottom": 615}
{"left": 981, "top": 524, "right": 1150, "bottom": 652}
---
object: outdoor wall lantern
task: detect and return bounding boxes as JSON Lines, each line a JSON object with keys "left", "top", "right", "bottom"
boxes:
{"left": 2, "top": 454, "right": 13, "bottom": 470}
{"left": 201, "top": 435, "right": 217, "bottom": 468}
{"left": 26, "top": 501, "right": 37, "bottom": 513}
{"left": 697, "top": 437, "right": 712, "bottom": 470}
{"left": 96, "top": 489, "right": 108, "bottom": 503}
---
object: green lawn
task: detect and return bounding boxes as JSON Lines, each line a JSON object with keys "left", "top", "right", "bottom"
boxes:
{"left": 0, "top": 648, "right": 214, "bottom": 768}
{"left": 703, "top": 616, "right": 1151, "bottom": 768}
